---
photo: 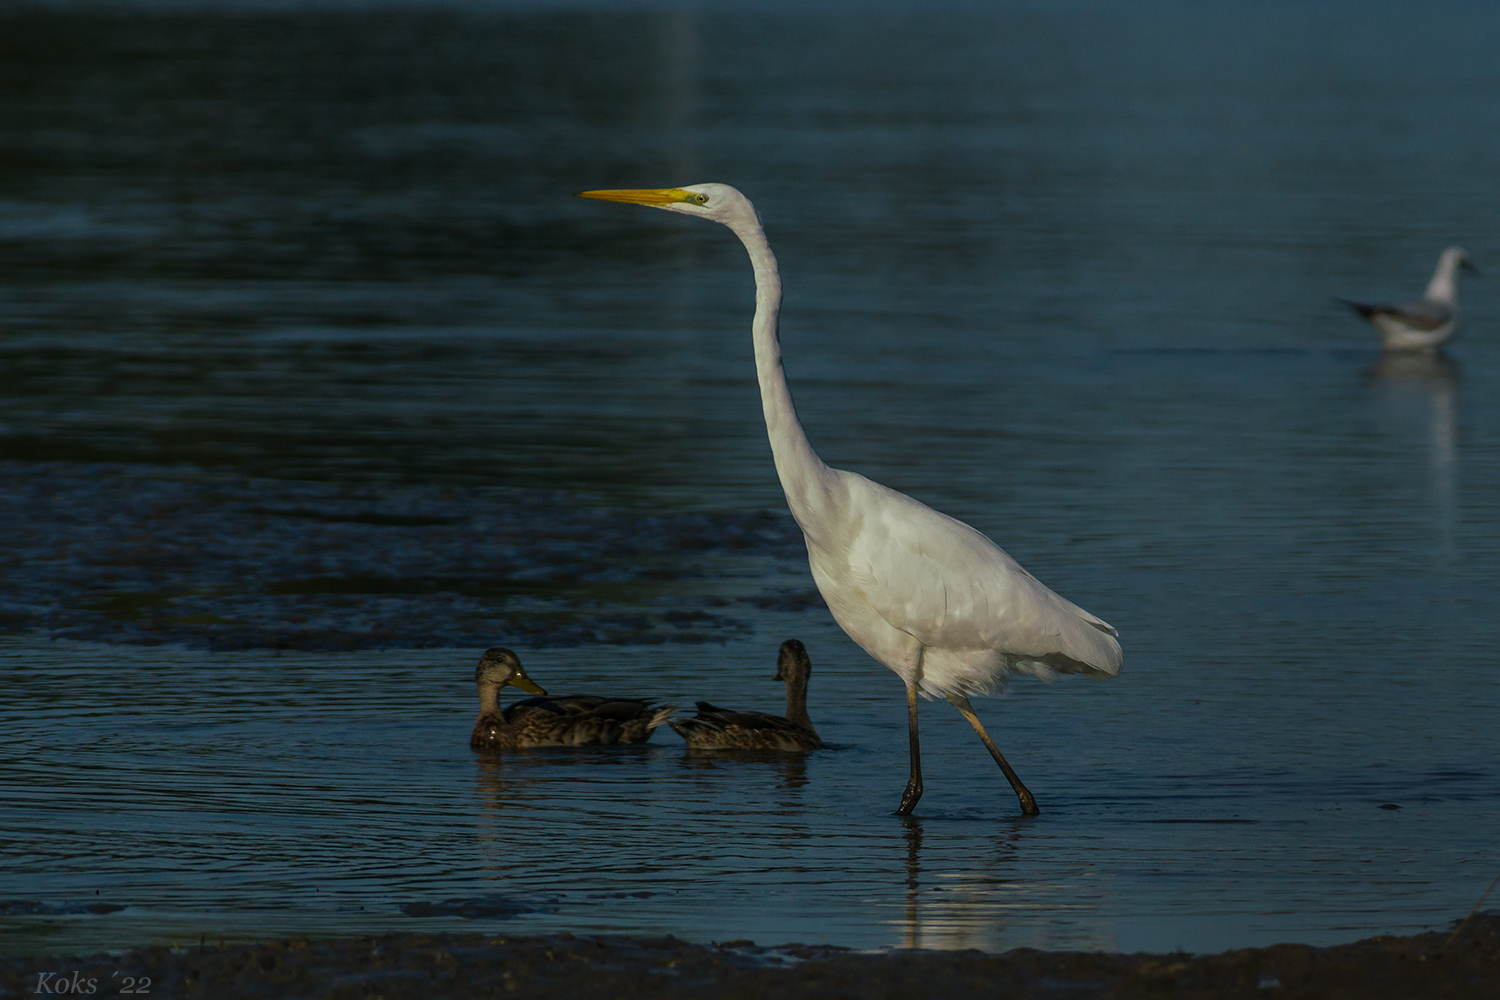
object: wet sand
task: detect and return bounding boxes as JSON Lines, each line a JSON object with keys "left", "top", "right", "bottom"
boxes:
{"left": 5, "top": 914, "right": 1495, "bottom": 999}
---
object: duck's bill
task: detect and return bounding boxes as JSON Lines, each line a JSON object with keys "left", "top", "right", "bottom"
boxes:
{"left": 577, "top": 188, "right": 696, "bottom": 206}
{"left": 507, "top": 667, "right": 547, "bottom": 696}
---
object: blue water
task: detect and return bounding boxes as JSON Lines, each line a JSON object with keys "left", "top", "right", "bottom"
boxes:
{"left": 2, "top": 0, "right": 1499, "bottom": 958}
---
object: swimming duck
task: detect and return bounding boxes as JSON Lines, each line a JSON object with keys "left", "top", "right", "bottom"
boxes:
{"left": 669, "top": 639, "right": 823, "bottom": 751}
{"left": 469, "top": 647, "right": 675, "bottom": 749}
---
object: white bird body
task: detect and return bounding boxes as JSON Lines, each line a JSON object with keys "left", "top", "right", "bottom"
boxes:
{"left": 802, "top": 468, "right": 1120, "bottom": 698}
{"left": 1340, "top": 247, "right": 1477, "bottom": 351}
{"left": 580, "top": 182, "right": 1120, "bottom": 815}
{"left": 1368, "top": 307, "right": 1457, "bottom": 351}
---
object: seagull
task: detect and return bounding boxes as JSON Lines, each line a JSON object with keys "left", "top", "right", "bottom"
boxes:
{"left": 1338, "top": 247, "right": 1478, "bottom": 351}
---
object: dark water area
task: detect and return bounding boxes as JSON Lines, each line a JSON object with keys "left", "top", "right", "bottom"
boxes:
{"left": 3, "top": 0, "right": 1499, "bottom": 960}
{"left": 0, "top": 462, "right": 810, "bottom": 649}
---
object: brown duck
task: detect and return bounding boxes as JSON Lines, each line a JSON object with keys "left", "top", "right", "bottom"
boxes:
{"left": 669, "top": 639, "right": 823, "bottom": 751}
{"left": 469, "top": 647, "right": 675, "bottom": 749}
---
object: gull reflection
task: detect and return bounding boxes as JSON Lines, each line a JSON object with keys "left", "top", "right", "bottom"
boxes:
{"left": 1367, "top": 350, "right": 1460, "bottom": 561}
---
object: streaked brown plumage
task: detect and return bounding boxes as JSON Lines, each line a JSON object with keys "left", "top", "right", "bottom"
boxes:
{"left": 469, "top": 647, "right": 674, "bottom": 749}
{"left": 670, "top": 639, "right": 823, "bottom": 751}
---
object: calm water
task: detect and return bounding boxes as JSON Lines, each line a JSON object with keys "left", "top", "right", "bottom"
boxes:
{"left": 3, "top": 0, "right": 1499, "bottom": 958}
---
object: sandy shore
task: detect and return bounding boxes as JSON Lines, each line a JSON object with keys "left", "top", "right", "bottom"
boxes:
{"left": 4, "top": 913, "right": 1495, "bottom": 999}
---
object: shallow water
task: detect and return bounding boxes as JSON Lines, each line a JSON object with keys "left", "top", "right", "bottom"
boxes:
{"left": 4, "top": 631, "right": 1497, "bottom": 958}
{"left": 3, "top": 0, "right": 1500, "bottom": 958}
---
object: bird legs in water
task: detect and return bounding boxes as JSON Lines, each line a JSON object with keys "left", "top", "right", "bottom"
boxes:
{"left": 896, "top": 656, "right": 1038, "bottom": 818}
{"left": 897, "top": 680, "right": 924, "bottom": 815}
{"left": 948, "top": 693, "right": 1040, "bottom": 817}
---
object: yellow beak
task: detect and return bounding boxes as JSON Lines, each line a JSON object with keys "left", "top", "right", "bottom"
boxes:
{"left": 507, "top": 665, "right": 547, "bottom": 696}
{"left": 577, "top": 187, "right": 699, "bottom": 206}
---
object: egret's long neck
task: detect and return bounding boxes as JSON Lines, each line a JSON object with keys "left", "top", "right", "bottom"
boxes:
{"left": 727, "top": 216, "right": 833, "bottom": 531}
{"left": 1426, "top": 256, "right": 1460, "bottom": 303}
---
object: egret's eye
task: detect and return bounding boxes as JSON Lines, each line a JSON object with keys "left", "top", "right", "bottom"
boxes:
{"left": 692, "top": 193, "right": 709, "bottom": 205}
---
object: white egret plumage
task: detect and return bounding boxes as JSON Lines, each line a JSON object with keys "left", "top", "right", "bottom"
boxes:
{"left": 1337, "top": 247, "right": 1478, "bottom": 351}
{"left": 579, "top": 183, "right": 1121, "bottom": 816}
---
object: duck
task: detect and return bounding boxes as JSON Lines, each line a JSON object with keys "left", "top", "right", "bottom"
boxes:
{"left": 469, "top": 647, "right": 675, "bottom": 749}
{"left": 669, "top": 639, "right": 823, "bottom": 751}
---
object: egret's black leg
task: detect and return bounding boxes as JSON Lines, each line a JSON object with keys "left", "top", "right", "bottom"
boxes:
{"left": 948, "top": 694, "right": 1039, "bottom": 817}
{"left": 897, "top": 680, "right": 924, "bottom": 815}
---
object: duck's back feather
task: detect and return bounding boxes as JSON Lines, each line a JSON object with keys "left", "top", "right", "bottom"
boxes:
{"left": 470, "top": 695, "right": 673, "bottom": 748}
{"left": 670, "top": 701, "right": 822, "bottom": 752}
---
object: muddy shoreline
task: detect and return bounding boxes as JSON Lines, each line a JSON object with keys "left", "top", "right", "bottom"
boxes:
{"left": 4, "top": 915, "right": 1496, "bottom": 999}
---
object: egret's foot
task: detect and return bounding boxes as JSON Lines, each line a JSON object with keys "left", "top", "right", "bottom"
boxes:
{"left": 1016, "top": 791, "right": 1040, "bottom": 818}
{"left": 896, "top": 779, "right": 923, "bottom": 816}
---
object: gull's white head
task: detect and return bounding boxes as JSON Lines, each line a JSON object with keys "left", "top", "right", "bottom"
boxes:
{"left": 1426, "top": 246, "right": 1479, "bottom": 303}
{"left": 577, "top": 183, "right": 759, "bottom": 230}
{"left": 1441, "top": 246, "right": 1478, "bottom": 272}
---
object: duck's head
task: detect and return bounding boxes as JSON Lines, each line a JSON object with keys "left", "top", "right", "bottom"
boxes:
{"left": 475, "top": 647, "right": 548, "bottom": 697}
{"left": 774, "top": 638, "right": 811, "bottom": 683}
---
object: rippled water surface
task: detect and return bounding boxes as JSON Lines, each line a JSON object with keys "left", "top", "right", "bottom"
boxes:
{"left": 3, "top": 0, "right": 1500, "bottom": 958}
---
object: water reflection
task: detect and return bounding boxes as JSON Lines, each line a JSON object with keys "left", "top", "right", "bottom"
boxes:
{"left": 471, "top": 752, "right": 513, "bottom": 813}
{"left": 675, "top": 749, "right": 811, "bottom": 803}
{"left": 901, "top": 816, "right": 922, "bottom": 949}
{"left": 1366, "top": 347, "right": 1461, "bottom": 384}
{"left": 1367, "top": 350, "right": 1460, "bottom": 561}
{"left": 472, "top": 747, "right": 663, "bottom": 830}
{"left": 473, "top": 749, "right": 567, "bottom": 858}
{"left": 892, "top": 817, "right": 1083, "bottom": 952}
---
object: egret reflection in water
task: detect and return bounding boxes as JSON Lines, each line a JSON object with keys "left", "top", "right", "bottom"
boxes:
{"left": 891, "top": 816, "right": 1106, "bottom": 952}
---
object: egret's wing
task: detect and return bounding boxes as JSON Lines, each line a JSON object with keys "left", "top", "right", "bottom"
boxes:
{"left": 841, "top": 474, "right": 1120, "bottom": 675}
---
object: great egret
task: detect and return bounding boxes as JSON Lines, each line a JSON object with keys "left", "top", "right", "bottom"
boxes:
{"left": 670, "top": 638, "right": 823, "bottom": 751}
{"left": 1338, "top": 247, "right": 1478, "bottom": 351}
{"left": 579, "top": 184, "right": 1121, "bottom": 816}
{"left": 470, "top": 648, "right": 675, "bottom": 748}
